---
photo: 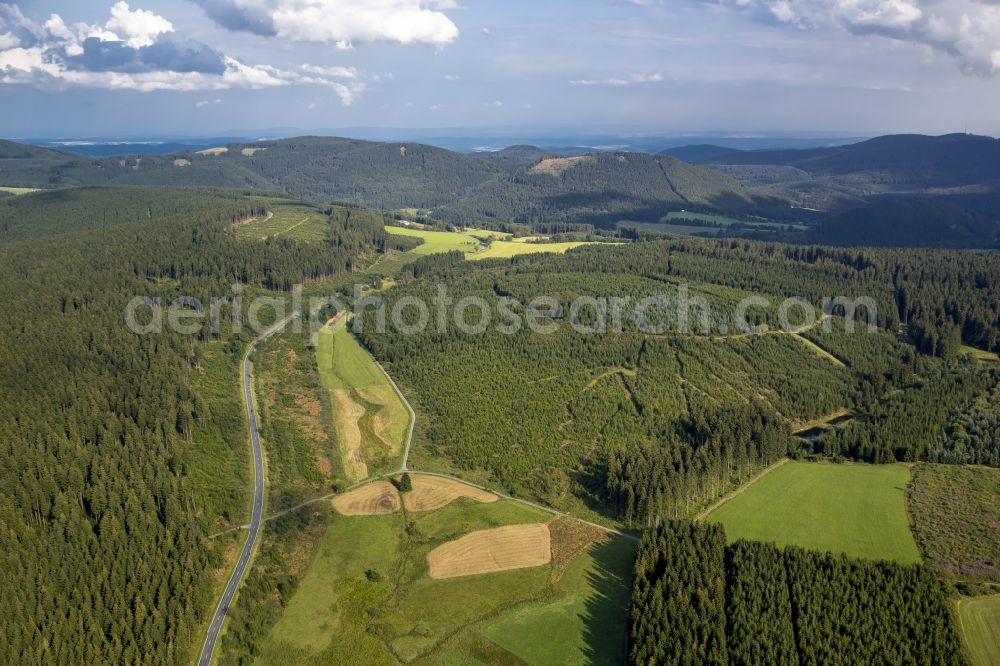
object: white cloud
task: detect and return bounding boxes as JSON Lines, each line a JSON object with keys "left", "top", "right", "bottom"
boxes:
{"left": 0, "top": 2, "right": 371, "bottom": 100}
{"left": 730, "top": 0, "right": 1000, "bottom": 75}
{"left": 193, "top": 0, "right": 459, "bottom": 46}
{"left": 570, "top": 77, "right": 630, "bottom": 86}
{"left": 300, "top": 64, "right": 359, "bottom": 79}
{"left": 105, "top": 1, "right": 173, "bottom": 48}
{"left": 570, "top": 72, "right": 664, "bottom": 86}
{"left": 195, "top": 98, "right": 221, "bottom": 107}
{"left": 630, "top": 72, "right": 663, "bottom": 83}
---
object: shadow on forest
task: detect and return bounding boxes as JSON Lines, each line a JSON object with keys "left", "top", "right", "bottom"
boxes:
{"left": 579, "top": 538, "right": 636, "bottom": 665}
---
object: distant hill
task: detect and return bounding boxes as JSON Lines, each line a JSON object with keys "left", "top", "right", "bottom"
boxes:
{"left": 475, "top": 145, "right": 554, "bottom": 167}
{"left": 440, "top": 152, "right": 771, "bottom": 226}
{"left": 665, "top": 134, "right": 1000, "bottom": 249}
{"left": 807, "top": 192, "right": 1000, "bottom": 249}
{"left": 0, "top": 136, "right": 771, "bottom": 227}
{"left": 665, "top": 133, "right": 1000, "bottom": 189}
{"left": 5, "top": 134, "right": 1000, "bottom": 247}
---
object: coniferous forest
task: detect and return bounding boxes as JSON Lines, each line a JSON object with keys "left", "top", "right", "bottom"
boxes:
{"left": 359, "top": 238, "right": 1000, "bottom": 524}
{"left": 0, "top": 188, "right": 391, "bottom": 664}
{"left": 629, "top": 521, "right": 966, "bottom": 666}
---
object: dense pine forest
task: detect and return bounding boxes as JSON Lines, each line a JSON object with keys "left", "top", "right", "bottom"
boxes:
{"left": 0, "top": 188, "right": 392, "bottom": 664}
{"left": 629, "top": 521, "right": 966, "bottom": 666}
{"left": 359, "top": 237, "right": 1000, "bottom": 524}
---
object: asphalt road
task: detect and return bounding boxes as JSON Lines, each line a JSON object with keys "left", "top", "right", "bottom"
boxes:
{"left": 197, "top": 316, "right": 294, "bottom": 666}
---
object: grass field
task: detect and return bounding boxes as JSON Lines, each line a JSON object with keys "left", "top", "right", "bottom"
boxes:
{"left": 961, "top": 345, "right": 1000, "bottom": 362}
{"left": 0, "top": 186, "right": 39, "bottom": 195}
{"left": 235, "top": 203, "right": 330, "bottom": 242}
{"left": 706, "top": 461, "right": 921, "bottom": 563}
{"left": 958, "top": 595, "right": 1000, "bottom": 666}
{"left": 480, "top": 536, "right": 633, "bottom": 665}
{"left": 463, "top": 227, "right": 512, "bottom": 240}
{"left": 315, "top": 317, "right": 410, "bottom": 481}
{"left": 256, "top": 487, "right": 635, "bottom": 665}
{"left": 470, "top": 240, "right": 596, "bottom": 261}
{"left": 386, "top": 226, "right": 481, "bottom": 255}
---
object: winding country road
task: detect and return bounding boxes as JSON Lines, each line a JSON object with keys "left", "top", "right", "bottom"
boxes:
{"left": 197, "top": 315, "right": 295, "bottom": 666}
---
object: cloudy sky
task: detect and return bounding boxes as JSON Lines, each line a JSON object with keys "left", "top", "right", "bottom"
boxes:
{"left": 1, "top": 0, "right": 999, "bottom": 137}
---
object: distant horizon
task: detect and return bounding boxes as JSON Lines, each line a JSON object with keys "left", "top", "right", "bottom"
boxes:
{"left": 10, "top": 126, "right": 991, "bottom": 142}
{"left": 10, "top": 127, "right": 998, "bottom": 160}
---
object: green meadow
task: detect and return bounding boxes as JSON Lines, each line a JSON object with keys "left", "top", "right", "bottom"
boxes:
{"left": 385, "top": 226, "right": 481, "bottom": 255}
{"left": 314, "top": 317, "right": 409, "bottom": 480}
{"left": 0, "top": 186, "right": 39, "bottom": 195}
{"left": 706, "top": 461, "right": 921, "bottom": 563}
{"left": 470, "top": 240, "right": 596, "bottom": 261}
{"left": 255, "top": 497, "right": 635, "bottom": 665}
{"left": 958, "top": 595, "right": 1000, "bottom": 666}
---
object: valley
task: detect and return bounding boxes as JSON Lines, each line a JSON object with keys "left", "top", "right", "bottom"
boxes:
{"left": 1, "top": 139, "right": 998, "bottom": 666}
{"left": 5, "top": 1, "right": 1000, "bottom": 663}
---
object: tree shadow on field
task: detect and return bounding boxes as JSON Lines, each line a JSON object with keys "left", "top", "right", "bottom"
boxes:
{"left": 579, "top": 538, "right": 636, "bottom": 665}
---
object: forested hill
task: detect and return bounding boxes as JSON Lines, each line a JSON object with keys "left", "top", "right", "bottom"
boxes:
{"left": 0, "top": 136, "right": 773, "bottom": 224}
{"left": 666, "top": 133, "right": 1000, "bottom": 187}
{"left": 0, "top": 187, "right": 259, "bottom": 241}
{"left": 666, "top": 134, "right": 1000, "bottom": 248}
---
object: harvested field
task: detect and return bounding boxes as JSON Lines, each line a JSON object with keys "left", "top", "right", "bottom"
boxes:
{"left": 241, "top": 147, "right": 266, "bottom": 156}
{"left": 402, "top": 475, "right": 497, "bottom": 513}
{"left": 427, "top": 523, "right": 551, "bottom": 579}
{"left": 530, "top": 156, "right": 594, "bottom": 176}
{"left": 196, "top": 146, "right": 228, "bottom": 155}
{"left": 330, "top": 388, "right": 368, "bottom": 481}
{"left": 331, "top": 481, "right": 400, "bottom": 516}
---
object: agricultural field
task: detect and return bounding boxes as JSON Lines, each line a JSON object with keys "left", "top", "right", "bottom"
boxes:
{"left": 463, "top": 227, "right": 512, "bottom": 240}
{"left": 957, "top": 594, "right": 1000, "bottom": 666}
{"left": 469, "top": 239, "right": 598, "bottom": 261}
{"left": 254, "top": 476, "right": 636, "bottom": 665}
{"left": 0, "top": 186, "right": 38, "bottom": 195}
{"left": 907, "top": 463, "right": 1000, "bottom": 582}
{"left": 706, "top": 461, "right": 921, "bottom": 563}
{"left": 315, "top": 317, "right": 410, "bottom": 482}
{"left": 386, "top": 225, "right": 481, "bottom": 255}
{"left": 235, "top": 202, "right": 331, "bottom": 242}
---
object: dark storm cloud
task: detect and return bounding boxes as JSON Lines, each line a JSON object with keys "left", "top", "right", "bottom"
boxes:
{"left": 190, "top": 0, "right": 277, "bottom": 37}
{"left": 65, "top": 35, "right": 227, "bottom": 75}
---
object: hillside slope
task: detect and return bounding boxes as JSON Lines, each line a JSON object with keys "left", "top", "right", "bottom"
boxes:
{"left": 439, "top": 151, "right": 771, "bottom": 225}
{"left": 667, "top": 134, "right": 1000, "bottom": 188}
{"left": 667, "top": 134, "right": 1000, "bottom": 248}
{"left": 0, "top": 137, "right": 773, "bottom": 226}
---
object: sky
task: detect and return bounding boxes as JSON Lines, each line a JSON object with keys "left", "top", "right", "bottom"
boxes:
{"left": 1, "top": 0, "right": 999, "bottom": 137}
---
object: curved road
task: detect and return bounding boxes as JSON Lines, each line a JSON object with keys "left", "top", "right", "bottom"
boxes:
{"left": 197, "top": 315, "right": 295, "bottom": 666}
